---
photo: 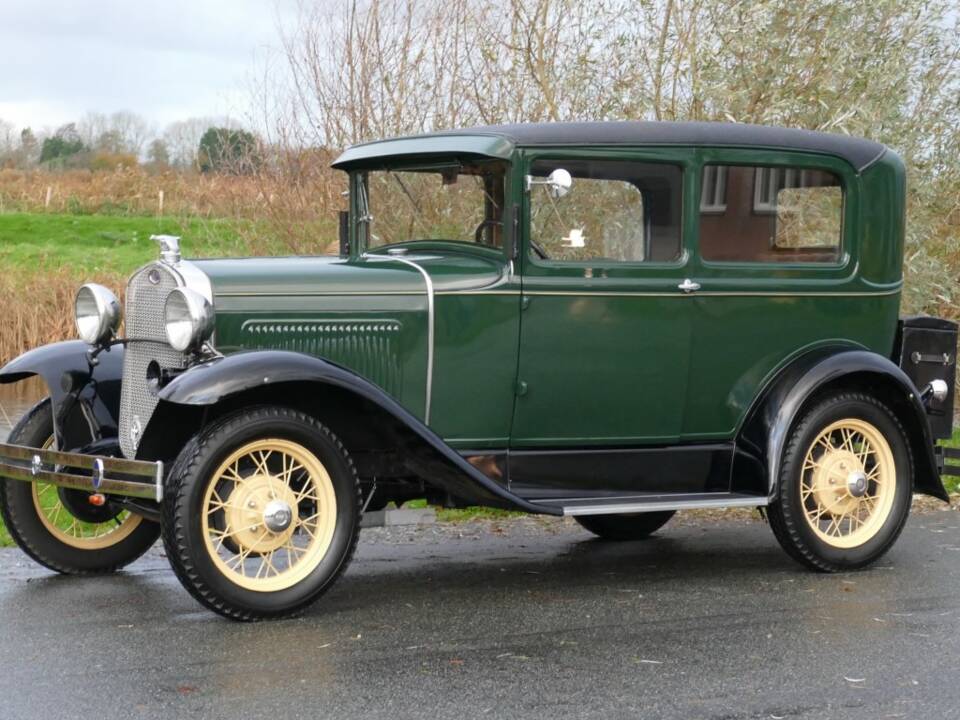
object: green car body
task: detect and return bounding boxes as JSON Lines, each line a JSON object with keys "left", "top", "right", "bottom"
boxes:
{"left": 207, "top": 134, "right": 903, "bottom": 447}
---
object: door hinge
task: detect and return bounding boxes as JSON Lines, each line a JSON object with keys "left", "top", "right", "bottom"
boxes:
{"left": 521, "top": 296, "right": 531, "bottom": 310}
{"left": 515, "top": 380, "right": 529, "bottom": 397}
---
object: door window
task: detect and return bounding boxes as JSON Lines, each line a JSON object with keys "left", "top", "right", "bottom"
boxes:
{"left": 528, "top": 159, "right": 682, "bottom": 263}
{"left": 699, "top": 164, "right": 843, "bottom": 263}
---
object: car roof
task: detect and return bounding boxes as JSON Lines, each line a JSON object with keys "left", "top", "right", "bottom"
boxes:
{"left": 332, "top": 121, "right": 887, "bottom": 172}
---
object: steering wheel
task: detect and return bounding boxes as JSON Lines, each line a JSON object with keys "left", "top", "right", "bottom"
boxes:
{"left": 530, "top": 240, "right": 549, "bottom": 259}
{"left": 474, "top": 220, "right": 503, "bottom": 246}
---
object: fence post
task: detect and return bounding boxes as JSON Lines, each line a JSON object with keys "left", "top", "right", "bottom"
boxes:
{"left": 44, "top": 186, "right": 52, "bottom": 210}
{"left": 158, "top": 190, "right": 164, "bottom": 216}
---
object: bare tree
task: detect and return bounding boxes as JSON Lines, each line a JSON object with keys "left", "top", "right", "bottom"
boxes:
{"left": 108, "top": 111, "right": 152, "bottom": 156}
{"left": 163, "top": 116, "right": 238, "bottom": 170}
{"left": 78, "top": 110, "right": 152, "bottom": 156}
{"left": 0, "top": 118, "right": 17, "bottom": 162}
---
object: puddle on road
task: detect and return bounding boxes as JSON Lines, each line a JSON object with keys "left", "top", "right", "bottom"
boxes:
{"left": 0, "top": 376, "right": 45, "bottom": 442}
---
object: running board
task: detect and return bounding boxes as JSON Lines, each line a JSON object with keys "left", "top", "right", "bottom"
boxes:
{"left": 533, "top": 492, "right": 768, "bottom": 517}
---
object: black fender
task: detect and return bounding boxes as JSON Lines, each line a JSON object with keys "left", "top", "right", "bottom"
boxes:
{"left": 734, "top": 347, "right": 948, "bottom": 502}
{"left": 152, "top": 350, "right": 560, "bottom": 515}
{"left": 0, "top": 340, "right": 124, "bottom": 453}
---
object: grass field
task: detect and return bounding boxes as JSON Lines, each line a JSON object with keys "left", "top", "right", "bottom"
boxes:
{"left": 0, "top": 212, "right": 286, "bottom": 277}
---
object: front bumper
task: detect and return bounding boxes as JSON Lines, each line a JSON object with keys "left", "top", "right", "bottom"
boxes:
{"left": 0, "top": 443, "right": 163, "bottom": 502}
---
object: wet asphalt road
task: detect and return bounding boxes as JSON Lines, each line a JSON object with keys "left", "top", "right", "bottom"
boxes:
{"left": 1, "top": 511, "right": 960, "bottom": 720}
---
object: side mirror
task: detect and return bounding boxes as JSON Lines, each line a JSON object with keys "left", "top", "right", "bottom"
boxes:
{"left": 338, "top": 210, "right": 350, "bottom": 257}
{"left": 525, "top": 168, "right": 573, "bottom": 199}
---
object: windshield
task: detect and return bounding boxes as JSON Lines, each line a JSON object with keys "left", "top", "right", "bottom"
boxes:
{"left": 358, "top": 161, "right": 507, "bottom": 250}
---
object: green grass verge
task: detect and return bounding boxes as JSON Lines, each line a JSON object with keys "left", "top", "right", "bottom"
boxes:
{"left": 942, "top": 427, "right": 960, "bottom": 493}
{"left": 403, "top": 498, "right": 522, "bottom": 521}
{"left": 0, "top": 212, "right": 292, "bottom": 277}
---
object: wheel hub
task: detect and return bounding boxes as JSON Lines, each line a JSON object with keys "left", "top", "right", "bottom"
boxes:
{"left": 846, "top": 470, "right": 868, "bottom": 498}
{"left": 263, "top": 500, "right": 294, "bottom": 533}
{"left": 812, "top": 449, "right": 863, "bottom": 515}
{"left": 223, "top": 475, "right": 299, "bottom": 554}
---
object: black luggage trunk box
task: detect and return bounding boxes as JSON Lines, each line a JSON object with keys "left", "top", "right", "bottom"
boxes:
{"left": 894, "top": 316, "right": 958, "bottom": 439}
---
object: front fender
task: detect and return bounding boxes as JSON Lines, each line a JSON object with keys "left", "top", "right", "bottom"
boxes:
{"left": 156, "top": 351, "right": 560, "bottom": 515}
{"left": 735, "top": 348, "right": 948, "bottom": 502}
{"left": 0, "top": 340, "right": 124, "bottom": 452}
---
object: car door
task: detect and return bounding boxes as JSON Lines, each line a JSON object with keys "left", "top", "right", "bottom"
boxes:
{"left": 681, "top": 150, "right": 894, "bottom": 442}
{"left": 510, "top": 149, "right": 695, "bottom": 452}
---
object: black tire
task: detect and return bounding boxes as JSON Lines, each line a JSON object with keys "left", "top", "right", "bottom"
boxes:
{"left": 768, "top": 392, "right": 913, "bottom": 572}
{"left": 0, "top": 398, "right": 160, "bottom": 574}
{"left": 575, "top": 511, "right": 675, "bottom": 541}
{"left": 162, "top": 406, "right": 361, "bottom": 621}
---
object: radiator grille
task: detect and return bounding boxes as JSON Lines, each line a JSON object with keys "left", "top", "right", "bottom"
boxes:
{"left": 118, "top": 263, "right": 188, "bottom": 458}
{"left": 241, "top": 320, "right": 403, "bottom": 396}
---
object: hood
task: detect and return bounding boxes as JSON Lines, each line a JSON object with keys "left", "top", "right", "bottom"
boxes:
{"left": 191, "top": 247, "right": 507, "bottom": 299}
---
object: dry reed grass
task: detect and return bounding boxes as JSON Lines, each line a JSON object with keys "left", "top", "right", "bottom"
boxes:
{"left": 0, "top": 268, "right": 125, "bottom": 361}
{"left": 0, "top": 165, "right": 344, "bottom": 224}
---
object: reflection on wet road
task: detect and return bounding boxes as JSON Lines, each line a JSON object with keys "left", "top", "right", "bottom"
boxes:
{"left": 1, "top": 512, "right": 959, "bottom": 719}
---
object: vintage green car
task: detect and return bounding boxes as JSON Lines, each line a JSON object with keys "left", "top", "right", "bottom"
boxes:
{"left": 0, "top": 122, "right": 956, "bottom": 620}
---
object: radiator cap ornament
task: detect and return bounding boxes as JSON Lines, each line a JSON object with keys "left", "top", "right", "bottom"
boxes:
{"left": 151, "top": 235, "right": 181, "bottom": 265}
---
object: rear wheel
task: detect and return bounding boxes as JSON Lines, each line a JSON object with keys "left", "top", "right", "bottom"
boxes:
{"left": 768, "top": 393, "right": 912, "bottom": 572}
{"left": 0, "top": 399, "right": 160, "bottom": 574}
{"left": 162, "top": 406, "right": 361, "bottom": 621}
{"left": 575, "top": 511, "right": 675, "bottom": 541}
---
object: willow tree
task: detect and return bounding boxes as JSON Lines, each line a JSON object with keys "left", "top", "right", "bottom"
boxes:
{"left": 266, "top": 0, "right": 959, "bottom": 317}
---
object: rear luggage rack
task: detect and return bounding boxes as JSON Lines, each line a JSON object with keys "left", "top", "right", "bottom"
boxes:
{"left": 939, "top": 446, "right": 960, "bottom": 478}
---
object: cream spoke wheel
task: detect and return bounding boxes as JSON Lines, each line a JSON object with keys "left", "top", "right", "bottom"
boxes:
{"left": 30, "top": 437, "right": 142, "bottom": 551}
{"left": 798, "top": 418, "right": 896, "bottom": 549}
{"left": 201, "top": 438, "right": 337, "bottom": 593}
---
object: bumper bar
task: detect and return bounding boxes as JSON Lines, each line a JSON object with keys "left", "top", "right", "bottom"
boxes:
{"left": 0, "top": 442, "right": 163, "bottom": 502}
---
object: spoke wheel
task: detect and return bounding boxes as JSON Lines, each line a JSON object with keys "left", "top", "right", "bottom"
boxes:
{"left": 162, "top": 406, "right": 361, "bottom": 621}
{"left": 799, "top": 419, "right": 895, "bottom": 549}
{"left": 201, "top": 439, "right": 337, "bottom": 592}
{"left": 0, "top": 398, "right": 159, "bottom": 574}
{"left": 30, "top": 438, "right": 143, "bottom": 551}
{"left": 767, "top": 392, "right": 912, "bottom": 573}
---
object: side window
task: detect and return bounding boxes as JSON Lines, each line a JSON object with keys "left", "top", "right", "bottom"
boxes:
{"left": 529, "top": 159, "right": 682, "bottom": 263}
{"left": 699, "top": 164, "right": 843, "bottom": 264}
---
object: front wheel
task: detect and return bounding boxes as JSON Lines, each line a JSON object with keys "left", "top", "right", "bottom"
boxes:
{"left": 0, "top": 399, "right": 160, "bottom": 574}
{"left": 162, "top": 406, "right": 361, "bottom": 621}
{"left": 768, "top": 392, "right": 913, "bottom": 572}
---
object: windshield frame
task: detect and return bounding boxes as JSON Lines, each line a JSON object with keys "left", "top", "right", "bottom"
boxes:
{"left": 349, "top": 157, "right": 512, "bottom": 258}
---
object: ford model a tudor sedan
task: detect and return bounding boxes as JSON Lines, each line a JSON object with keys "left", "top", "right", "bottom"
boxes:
{"left": 0, "top": 122, "right": 956, "bottom": 620}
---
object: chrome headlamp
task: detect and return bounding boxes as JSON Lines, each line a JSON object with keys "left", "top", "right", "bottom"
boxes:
{"left": 75, "top": 284, "right": 122, "bottom": 345}
{"left": 164, "top": 287, "right": 214, "bottom": 352}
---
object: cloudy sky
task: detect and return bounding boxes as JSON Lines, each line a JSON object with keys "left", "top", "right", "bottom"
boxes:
{"left": 0, "top": 0, "right": 296, "bottom": 132}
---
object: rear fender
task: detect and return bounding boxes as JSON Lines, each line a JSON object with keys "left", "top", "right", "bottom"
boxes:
{"left": 734, "top": 348, "right": 948, "bottom": 502}
{"left": 0, "top": 340, "right": 124, "bottom": 452}
{"left": 149, "top": 350, "right": 559, "bottom": 515}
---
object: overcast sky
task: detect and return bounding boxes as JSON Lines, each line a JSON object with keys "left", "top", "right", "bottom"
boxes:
{"left": 0, "top": 0, "right": 295, "bottom": 132}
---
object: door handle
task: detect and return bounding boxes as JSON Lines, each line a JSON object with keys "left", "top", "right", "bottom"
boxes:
{"left": 678, "top": 278, "right": 701, "bottom": 293}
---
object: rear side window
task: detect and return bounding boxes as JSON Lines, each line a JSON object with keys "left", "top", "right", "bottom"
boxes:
{"left": 699, "top": 164, "right": 843, "bottom": 264}
{"left": 529, "top": 159, "right": 682, "bottom": 263}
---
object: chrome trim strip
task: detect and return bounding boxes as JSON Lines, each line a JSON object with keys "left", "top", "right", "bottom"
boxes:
{"left": 0, "top": 442, "right": 163, "bottom": 501}
{"left": 217, "top": 290, "right": 426, "bottom": 297}
{"left": 561, "top": 495, "right": 767, "bottom": 516}
{"left": 521, "top": 288, "right": 902, "bottom": 298}
{"left": 364, "top": 254, "right": 435, "bottom": 424}
{"left": 214, "top": 287, "right": 901, "bottom": 299}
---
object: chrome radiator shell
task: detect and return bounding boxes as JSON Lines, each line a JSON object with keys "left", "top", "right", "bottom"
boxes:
{"left": 118, "top": 261, "right": 210, "bottom": 459}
